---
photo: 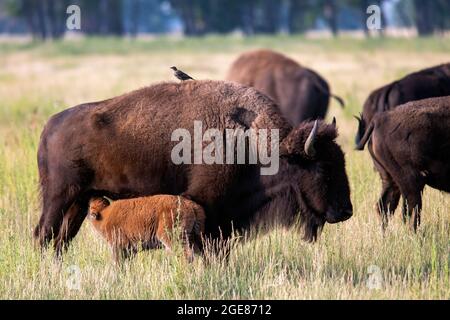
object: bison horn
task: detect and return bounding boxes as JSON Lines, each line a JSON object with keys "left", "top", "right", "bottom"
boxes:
{"left": 103, "top": 196, "right": 114, "bottom": 205}
{"left": 305, "top": 120, "right": 318, "bottom": 157}
{"left": 355, "top": 112, "right": 364, "bottom": 122}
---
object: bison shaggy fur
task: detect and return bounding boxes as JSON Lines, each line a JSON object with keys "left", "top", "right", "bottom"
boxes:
{"left": 357, "top": 96, "right": 450, "bottom": 230}
{"left": 34, "top": 80, "right": 352, "bottom": 255}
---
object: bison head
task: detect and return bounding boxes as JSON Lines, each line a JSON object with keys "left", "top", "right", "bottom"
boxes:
{"left": 280, "top": 119, "right": 353, "bottom": 241}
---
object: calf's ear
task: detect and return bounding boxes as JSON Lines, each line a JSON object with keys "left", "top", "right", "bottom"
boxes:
{"left": 89, "top": 212, "right": 100, "bottom": 220}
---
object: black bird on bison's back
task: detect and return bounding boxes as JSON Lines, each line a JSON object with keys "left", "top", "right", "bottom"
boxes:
{"left": 171, "top": 66, "right": 194, "bottom": 81}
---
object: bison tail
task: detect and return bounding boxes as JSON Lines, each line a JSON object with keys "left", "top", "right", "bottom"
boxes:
{"left": 355, "top": 120, "right": 375, "bottom": 151}
{"left": 303, "top": 68, "right": 345, "bottom": 108}
{"left": 331, "top": 94, "right": 345, "bottom": 108}
{"left": 354, "top": 113, "right": 365, "bottom": 147}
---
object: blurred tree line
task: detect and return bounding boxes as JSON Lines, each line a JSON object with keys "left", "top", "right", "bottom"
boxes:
{"left": 1, "top": 0, "right": 449, "bottom": 39}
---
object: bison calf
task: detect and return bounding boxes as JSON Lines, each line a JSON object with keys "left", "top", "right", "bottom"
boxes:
{"left": 88, "top": 195, "right": 205, "bottom": 263}
{"left": 357, "top": 96, "right": 450, "bottom": 230}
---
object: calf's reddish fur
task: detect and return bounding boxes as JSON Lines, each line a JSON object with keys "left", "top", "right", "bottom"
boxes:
{"left": 88, "top": 195, "right": 205, "bottom": 263}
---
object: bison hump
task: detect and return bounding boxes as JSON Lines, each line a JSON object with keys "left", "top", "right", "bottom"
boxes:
{"left": 92, "top": 112, "right": 113, "bottom": 129}
{"left": 228, "top": 108, "right": 257, "bottom": 129}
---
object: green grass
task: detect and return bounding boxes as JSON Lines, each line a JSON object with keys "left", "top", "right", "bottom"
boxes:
{"left": 1, "top": 35, "right": 450, "bottom": 56}
{"left": 0, "top": 36, "right": 449, "bottom": 299}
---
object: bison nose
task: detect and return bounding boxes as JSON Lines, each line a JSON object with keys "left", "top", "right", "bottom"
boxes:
{"left": 325, "top": 208, "right": 353, "bottom": 224}
{"left": 341, "top": 209, "right": 353, "bottom": 220}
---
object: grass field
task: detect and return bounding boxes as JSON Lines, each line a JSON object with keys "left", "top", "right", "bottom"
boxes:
{"left": 0, "top": 36, "right": 449, "bottom": 299}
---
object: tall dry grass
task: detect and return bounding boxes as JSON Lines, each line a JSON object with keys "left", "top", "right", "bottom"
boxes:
{"left": 0, "top": 36, "right": 448, "bottom": 299}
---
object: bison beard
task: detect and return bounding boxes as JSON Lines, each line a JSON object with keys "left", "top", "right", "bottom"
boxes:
{"left": 34, "top": 80, "right": 352, "bottom": 255}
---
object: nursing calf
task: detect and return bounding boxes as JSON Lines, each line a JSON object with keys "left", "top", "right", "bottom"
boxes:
{"left": 87, "top": 195, "right": 205, "bottom": 263}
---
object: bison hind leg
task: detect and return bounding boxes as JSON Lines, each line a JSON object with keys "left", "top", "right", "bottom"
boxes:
{"left": 55, "top": 195, "right": 93, "bottom": 255}
{"left": 36, "top": 160, "right": 98, "bottom": 255}
{"left": 401, "top": 194, "right": 423, "bottom": 231}
{"left": 376, "top": 180, "right": 401, "bottom": 230}
{"left": 35, "top": 183, "right": 85, "bottom": 251}
{"left": 395, "top": 173, "right": 424, "bottom": 231}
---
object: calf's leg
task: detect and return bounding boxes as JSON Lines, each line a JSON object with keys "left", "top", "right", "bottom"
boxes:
{"left": 157, "top": 226, "right": 173, "bottom": 253}
{"left": 156, "top": 217, "right": 200, "bottom": 262}
{"left": 112, "top": 244, "right": 136, "bottom": 266}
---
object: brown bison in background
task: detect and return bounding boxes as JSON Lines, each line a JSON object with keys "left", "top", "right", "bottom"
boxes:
{"left": 355, "top": 63, "right": 450, "bottom": 148}
{"left": 226, "top": 49, "right": 344, "bottom": 126}
{"left": 34, "top": 80, "right": 352, "bottom": 255}
{"left": 88, "top": 195, "right": 205, "bottom": 263}
{"left": 357, "top": 96, "right": 450, "bottom": 230}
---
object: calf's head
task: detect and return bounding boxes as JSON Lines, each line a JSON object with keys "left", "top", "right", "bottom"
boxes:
{"left": 280, "top": 119, "right": 353, "bottom": 241}
{"left": 87, "top": 197, "right": 110, "bottom": 221}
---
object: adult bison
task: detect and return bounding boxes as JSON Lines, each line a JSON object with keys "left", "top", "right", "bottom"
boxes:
{"left": 356, "top": 96, "right": 450, "bottom": 230}
{"left": 226, "top": 49, "right": 344, "bottom": 126}
{"left": 34, "top": 80, "right": 352, "bottom": 254}
{"left": 355, "top": 63, "right": 450, "bottom": 148}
